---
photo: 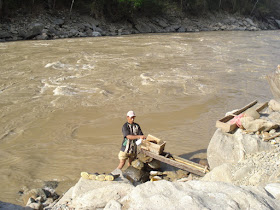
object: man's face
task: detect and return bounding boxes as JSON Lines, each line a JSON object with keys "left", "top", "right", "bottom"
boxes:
{"left": 127, "top": 116, "right": 135, "bottom": 124}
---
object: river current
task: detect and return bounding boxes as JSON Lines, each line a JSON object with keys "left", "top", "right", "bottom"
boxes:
{"left": 0, "top": 31, "right": 279, "bottom": 204}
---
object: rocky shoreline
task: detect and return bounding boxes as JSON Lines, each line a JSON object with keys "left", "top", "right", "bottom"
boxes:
{"left": 1, "top": 10, "right": 280, "bottom": 42}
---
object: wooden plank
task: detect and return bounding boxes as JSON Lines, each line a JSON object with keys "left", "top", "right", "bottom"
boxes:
{"left": 171, "top": 155, "right": 210, "bottom": 173}
{"left": 256, "top": 101, "right": 268, "bottom": 112}
{"left": 140, "top": 149, "right": 206, "bottom": 177}
{"left": 263, "top": 133, "right": 280, "bottom": 141}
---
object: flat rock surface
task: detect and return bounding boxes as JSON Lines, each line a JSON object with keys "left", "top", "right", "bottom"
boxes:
{"left": 53, "top": 179, "right": 280, "bottom": 209}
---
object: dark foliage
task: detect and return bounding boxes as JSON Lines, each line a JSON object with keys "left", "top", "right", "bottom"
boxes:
{"left": 0, "top": 0, "right": 279, "bottom": 19}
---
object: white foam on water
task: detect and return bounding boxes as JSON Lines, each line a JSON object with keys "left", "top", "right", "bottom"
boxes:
{"left": 79, "top": 88, "right": 99, "bottom": 94}
{"left": 40, "top": 79, "right": 57, "bottom": 94}
{"left": 53, "top": 86, "right": 77, "bottom": 96}
{"left": 45, "top": 61, "right": 95, "bottom": 71}
{"left": 33, "top": 43, "right": 50, "bottom": 46}
{"left": 0, "top": 43, "right": 7, "bottom": 49}
{"left": 81, "top": 64, "right": 95, "bottom": 70}
{"left": 140, "top": 73, "right": 155, "bottom": 85}
{"left": 227, "top": 69, "right": 234, "bottom": 73}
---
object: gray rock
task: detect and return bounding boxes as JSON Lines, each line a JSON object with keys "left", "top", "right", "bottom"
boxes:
{"left": 134, "top": 18, "right": 152, "bottom": 33}
{"left": 69, "top": 29, "right": 79, "bottom": 37}
{"left": 147, "top": 159, "right": 161, "bottom": 169}
{"left": 26, "top": 23, "right": 44, "bottom": 39}
{"left": 131, "top": 159, "right": 144, "bottom": 170}
{"left": 55, "top": 178, "right": 134, "bottom": 209}
{"left": 104, "top": 199, "right": 122, "bottom": 210}
{"left": 36, "top": 33, "right": 48, "bottom": 40}
{"left": 265, "top": 183, "right": 280, "bottom": 199}
{"left": 123, "top": 166, "right": 148, "bottom": 183}
{"left": 245, "top": 18, "right": 256, "bottom": 26}
{"left": 275, "top": 20, "right": 280, "bottom": 28}
{"left": 53, "top": 18, "right": 64, "bottom": 27}
{"left": 233, "top": 166, "right": 254, "bottom": 180}
{"left": 202, "top": 163, "right": 234, "bottom": 183}
{"left": 0, "top": 30, "right": 11, "bottom": 38}
{"left": 92, "top": 31, "right": 101, "bottom": 37}
{"left": 207, "top": 129, "right": 274, "bottom": 169}
{"left": 121, "top": 180, "right": 280, "bottom": 209}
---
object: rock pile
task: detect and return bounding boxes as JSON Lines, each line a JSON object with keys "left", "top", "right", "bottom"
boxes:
{"left": 205, "top": 99, "right": 280, "bottom": 187}
{"left": 203, "top": 146, "right": 280, "bottom": 186}
{"left": 1, "top": 10, "right": 280, "bottom": 42}
{"left": 18, "top": 181, "right": 60, "bottom": 210}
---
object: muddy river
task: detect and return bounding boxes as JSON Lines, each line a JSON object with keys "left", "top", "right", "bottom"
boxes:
{"left": 0, "top": 30, "right": 279, "bottom": 204}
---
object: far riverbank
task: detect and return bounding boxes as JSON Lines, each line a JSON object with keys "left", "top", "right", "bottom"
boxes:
{"left": 0, "top": 10, "right": 280, "bottom": 42}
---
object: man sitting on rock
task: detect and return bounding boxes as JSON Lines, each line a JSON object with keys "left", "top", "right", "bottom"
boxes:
{"left": 117, "top": 111, "right": 146, "bottom": 170}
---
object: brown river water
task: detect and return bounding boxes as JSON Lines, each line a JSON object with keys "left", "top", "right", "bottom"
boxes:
{"left": 0, "top": 30, "right": 279, "bottom": 205}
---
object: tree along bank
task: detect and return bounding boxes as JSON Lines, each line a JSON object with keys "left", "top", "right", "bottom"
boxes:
{"left": 0, "top": 10, "right": 280, "bottom": 42}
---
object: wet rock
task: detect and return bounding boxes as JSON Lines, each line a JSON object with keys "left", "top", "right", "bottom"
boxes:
{"left": 43, "top": 197, "right": 54, "bottom": 206}
{"left": 22, "top": 188, "right": 46, "bottom": 205}
{"left": 123, "top": 166, "right": 149, "bottom": 183}
{"left": 131, "top": 159, "right": 145, "bottom": 170}
{"left": 137, "top": 153, "right": 153, "bottom": 163}
{"left": 147, "top": 159, "right": 161, "bottom": 169}
{"left": 36, "top": 33, "right": 48, "bottom": 40}
{"left": 26, "top": 202, "right": 42, "bottom": 210}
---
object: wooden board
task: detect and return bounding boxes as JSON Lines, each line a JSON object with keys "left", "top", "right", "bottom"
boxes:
{"left": 141, "top": 134, "right": 166, "bottom": 155}
{"left": 140, "top": 149, "right": 208, "bottom": 177}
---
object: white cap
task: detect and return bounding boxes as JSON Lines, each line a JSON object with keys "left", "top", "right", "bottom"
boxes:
{"left": 127, "top": 110, "right": 136, "bottom": 117}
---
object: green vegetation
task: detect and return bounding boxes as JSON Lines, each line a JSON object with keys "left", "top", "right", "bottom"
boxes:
{"left": 0, "top": 0, "right": 279, "bottom": 20}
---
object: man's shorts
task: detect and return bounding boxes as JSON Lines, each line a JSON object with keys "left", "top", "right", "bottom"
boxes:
{"left": 118, "top": 151, "right": 136, "bottom": 160}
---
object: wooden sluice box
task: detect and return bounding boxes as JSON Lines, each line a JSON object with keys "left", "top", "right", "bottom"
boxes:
{"left": 141, "top": 134, "right": 166, "bottom": 155}
{"left": 215, "top": 100, "right": 268, "bottom": 133}
{"left": 140, "top": 134, "right": 209, "bottom": 177}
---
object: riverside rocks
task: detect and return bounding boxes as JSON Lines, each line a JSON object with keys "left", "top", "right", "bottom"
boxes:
{"left": 1, "top": 10, "right": 280, "bottom": 42}
{"left": 207, "top": 102, "right": 280, "bottom": 169}
{"left": 205, "top": 99, "right": 280, "bottom": 187}
{"left": 52, "top": 178, "right": 280, "bottom": 209}
{"left": 17, "top": 181, "right": 60, "bottom": 210}
{"left": 207, "top": 128, "right": 275, "bottom": 169}
{"left": 203, "top": 147, "right": 280, "bottom": 186}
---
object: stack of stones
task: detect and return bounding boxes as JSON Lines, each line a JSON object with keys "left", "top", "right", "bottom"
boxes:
{"left": 122, "top": 153, "right": 192, "bottom": 185}
{"left": 19, "top": 181, "right": 60, "bottom": 210}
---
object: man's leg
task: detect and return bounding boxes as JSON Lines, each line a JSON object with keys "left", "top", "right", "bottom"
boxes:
{"left": 117, "top": 159, "right": 126, "bottom": 169}
{"left": 127, "top": 154, "right": 136, "bottom": 166}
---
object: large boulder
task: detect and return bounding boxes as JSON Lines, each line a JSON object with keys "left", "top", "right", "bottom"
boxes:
{"left": 203, "top": 147, "right": 280, "bottom": 186}
{"left": 53, "top": 179, "right": 280, "bottom": 209}
{"left": 121, "top": 180, "right": 280, "bottom": 209}
{"left": 53, "top": 177, "right": 134, "bottom": 209}
{"left": 207, "top": 128, "right": 274, "bottom": 169}
{"left": 26, "top": 23, "right": 45, "bottom": 39}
